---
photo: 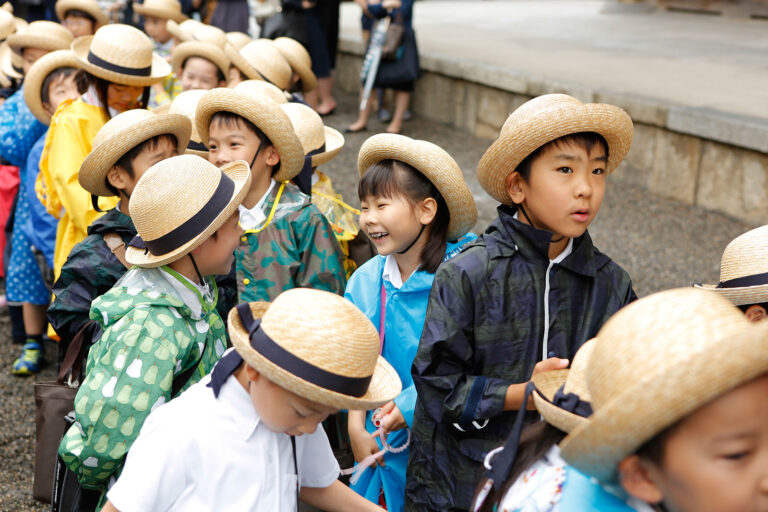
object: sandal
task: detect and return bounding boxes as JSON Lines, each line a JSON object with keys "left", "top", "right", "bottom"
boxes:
{"left": 12, "top": 341, "right": 44, "bottom": 376}
{"left": 344, "top": 124, "right": 368, "bottom": 134}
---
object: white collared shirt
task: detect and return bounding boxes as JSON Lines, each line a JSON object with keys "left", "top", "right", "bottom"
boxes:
{"left": 107, "top": 364, "right": 340, "bottom": 512}
{"left": 159, "top": 267, "right": 212, "bottom": 320}
{"left": 239, "top": 180, "right": 277, "bottom": 230}
{"left": 382, "top": 254, "right": 405, "bottom": 289}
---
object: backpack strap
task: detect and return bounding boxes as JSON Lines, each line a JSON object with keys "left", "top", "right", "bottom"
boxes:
{"left": 103, "top": 233, "right": 130, "bottom": 269}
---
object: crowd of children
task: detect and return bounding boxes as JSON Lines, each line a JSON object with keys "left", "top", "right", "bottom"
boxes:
{"left": 0, "top": 3, "right": 766, "bottom": 511}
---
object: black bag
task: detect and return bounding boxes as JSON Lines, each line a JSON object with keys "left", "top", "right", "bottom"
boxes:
{"left": 261, "top": 7, "right": 309, "bottom": 48}
{"left": 373, "top": 27, "right": 421, "bottom": 88}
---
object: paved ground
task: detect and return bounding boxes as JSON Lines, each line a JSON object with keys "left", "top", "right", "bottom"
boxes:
{"left": 339, "top": 0, "right": 768, "bottom": 120}
{"left": 0, "top": 87, "right": 754, "bottom": 510}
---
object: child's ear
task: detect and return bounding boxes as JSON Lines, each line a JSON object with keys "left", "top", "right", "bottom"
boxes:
{"left": 106, "top": 165, "right": 128, "bottom": 191}
{"left": 42, "top": 101, "right": 54, "bottom": 117}
{"left": 264, "top": 145, "right": 280, "bottom": 167}
{"left": 744, "top": 304, "right": 767, "bottom": 322}
{"left": 505, "top": 171, "right": 525, "bottom": 205}
{"left": 417, "top": 196, "right": 438, "bottom": 226}
{"left": 244, "top": 363, "right": 260, "bottom": 382}
{"left": 618, "top": 455, "right": 664, "bottom": 505}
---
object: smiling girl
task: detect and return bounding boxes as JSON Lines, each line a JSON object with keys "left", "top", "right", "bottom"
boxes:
{"left": 344, "top": 134, "right": 477, "bottom": 512}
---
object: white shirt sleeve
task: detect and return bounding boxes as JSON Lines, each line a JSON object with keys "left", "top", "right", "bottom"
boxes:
{"left": 296, "top": 425, "right": 341, "bottom": 489}
{"left": 106, "top": 408, "right": 187, "bottom": 512}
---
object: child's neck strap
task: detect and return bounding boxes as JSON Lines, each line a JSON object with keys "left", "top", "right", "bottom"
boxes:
{"left": 396, "top": 224, "right": 426, "bottom": 255}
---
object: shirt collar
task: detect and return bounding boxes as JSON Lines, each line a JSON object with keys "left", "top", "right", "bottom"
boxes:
{"left": 82, "top": 85, "right": 120, "bottom": 118}
{"left": 238, "top": 179, "right": 277, "bottom": 230}
{"left": 214, "top": 355, "right": 263, "bottom": 441}
{"left": 159, "top": 267, "right": 212, "bottom": 320}
{"left": 382, "top": 254, "right": 404, "bottom": 289}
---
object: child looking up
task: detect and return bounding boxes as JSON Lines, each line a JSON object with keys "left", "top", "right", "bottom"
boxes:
{"left": 8, "top": 50, "right": 82, "bottom": 375}
{"left": 345, "top": 134, "right": 478, "bottom": 511}
{"left": 102, "top": 288, "right": 399, "bottom": 511}
{"left": 196, "top": 86, "right": 346, "bottom": 301}
{"left": 58, "top": 155, "right": 251, "bottom": 506}
{"left": 560, "top": 288, "right": 768, "bottom": 512}
{"left": 170, "top": 40, "right": 228, "bottom": 91}
{"left": 55, "top": 0, "right": 108, "bottom": 37}
{"left": 406, "top": 94, "right": 637, "bottom": 511}
{"left": 695, "top": 225, "right": 768, "bottom": 322}
{"left": 47, "top": 109, "right": 189, "bottom": 356}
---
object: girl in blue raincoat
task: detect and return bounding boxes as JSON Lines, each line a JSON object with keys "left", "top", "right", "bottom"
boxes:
{"left": 344, "top": 134, "right": 478, "bottom": 511}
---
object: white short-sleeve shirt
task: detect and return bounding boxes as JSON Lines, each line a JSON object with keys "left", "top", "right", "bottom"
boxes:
{"left": 107, "top": 369, "right": 340, "bottom": 512}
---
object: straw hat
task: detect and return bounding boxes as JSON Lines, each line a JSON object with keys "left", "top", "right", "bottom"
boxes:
{"left": 0, "top": 8, "right": 14, "bottom": 40}
{"left": 11, "top": 16, "right": 26, "bottom": 36}
{"left": 0, "top": 41, "right": 21, "bottom": 79}
{"left": 281, "top": 102, "right": 343, "bottom": 167}
{"left": 226, "top": 39, "right": 292, "bottom": 90}
{"left": 234, "top": 79, "right": 288, "bottom": 105}
{"left": 191, "top": 24, "right": 227, "bottom": 49}
{"left": 171, "top": 40, "right": 229, "bottom": 78}
{"left": 229, "top": 289, "right": 402, "bottom": 410}
{"left": 477, "top": 94, "right": 634, "bottom": 205}
{"left": 167, "top": 89, "right": 208, "bottom": 157}
{"left": 133, "top": 0, "right": 186, "bottom": 23}
{"left": 72, "top": 24, "right": 171, "bottom": 86}
{"left": 55, "top": 0, "right": 109, "bottom": 27}
{"left": 272, "top": 37, "right": 316, "bottom": 93}
{"left": 694, "top": 225, "right": 768, "bottom": 306}
{"left": 23, "top": 49, "right": 80, "bottom": 124}
{"left": 225, "top": 31, "right": 250, "bottom": 50}
{"left": 7, "top": 21, "right": 73, "bottom": 55}
{"left": 1, "top": 2, "right": 12, "bottom": 13}
{"left": 358, "top": 134, "right": 478, "bottom": 241}
{"left": 559, "top": 287, "right": 767, "bottom": 483}
{"left": 126, "top": 154, "right": 252, "bottom": 267}
{"left": 531, "top": 338, "right": 596, "bottom": 435}
{"left": 196, "top": 87, "right": 305, "bottom": 181}
{"left": 79, "top": 110, "right": 192, "bottom": 197}
{"left": 166, "top": 18, "right": 202, "bottom": 42}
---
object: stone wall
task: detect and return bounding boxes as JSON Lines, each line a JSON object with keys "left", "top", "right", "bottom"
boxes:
{"left": 336, "top": 40, "right": 768, "bottom": 226}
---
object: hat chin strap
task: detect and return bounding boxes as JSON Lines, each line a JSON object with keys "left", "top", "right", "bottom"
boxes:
{"left": 188, "top": 253, "right": 205, "bottom": 286}
{"left": 517, "top": 204, "right": 565, "bottom": 244}
{"left": 396, "top": 224, "right": 426, "bottom": 255}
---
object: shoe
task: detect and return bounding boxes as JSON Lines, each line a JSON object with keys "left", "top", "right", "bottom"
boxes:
{"left": 318, "top": 107, "right": 336, "bottom": 117}
{"left": 344, "top": 125, "right": 367, "bottom": 134}
{"left": 12, "top": 341, "right": 44, "bottom": 376}
{"left": 377, "top": 108, "right": 392, "bottom": 122}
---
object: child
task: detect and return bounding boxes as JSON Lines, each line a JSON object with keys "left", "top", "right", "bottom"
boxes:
{"left": 223, "top": 31, "right": 250, "bottom": 86}
{"left": 344, "top": 134, "right": 478, "bottom": 511}
{"left": 55, "top": 0, "right": 108, "bottom": 37}
{"left": 58, "top": 154, "right": 251, "bottom": 506}
{"left": 226, "top": 38, "right": 293, "bottom": 92}
{"left": 273, "top": 36, "right": 318, "bottom": 97}
{"left": 406, "top": 94, "right": 637, "bottom": 511}
{"left": 560, "top": 287, "right": 768, "bottom": 512}
{"left": 695, "top": 225, "right": 768, "bottom": 322}
{"left": 7, "top": 20, "right": 73, "bottom": 75}
{"left": 170, "top": 40, "right": 229, "bottom": 91}
{"left": 37, "top": 23, "right": 170, "bottom": 288}
{"left": 281, "top": 102, "right": 374, "bottom": 276}
{"left": 7, "top": 50, "right": 81, "bottom": 375}
{"left": 101, "top": 288, "right": 399, "bottom": 511}
{"left": 196, "top": 86, "right": 347, "bottom": 302}
{"left": 47, "top": 108, "right": 189, "bottom": 356}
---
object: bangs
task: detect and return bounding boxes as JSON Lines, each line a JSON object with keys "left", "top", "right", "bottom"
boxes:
{"left": 358, "top": 159, "right": 402, "bottom": 201}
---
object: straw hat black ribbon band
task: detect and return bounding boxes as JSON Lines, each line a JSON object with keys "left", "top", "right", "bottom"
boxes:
{"left": 87, "top": 50, "right": 152, "bottom": 77}
{"left": 295, "top": 143, "right": 326, "bottom": 196}
{"left": 208, "top": 349, "right": 245, "bottom": 397}
{"left": 127, "top": 173, "right": 235, "bottom": 255}
{"left": 187, "top": 140, "right": 208, "bottom": 151}
{"left": 552, "top": 385, "right": 593, "bottom": 418}
{"left": 716, "top": 271, "right": 768, "bottom": 289}
{"left": 236, "top": 303, "right": 372, "bottom": 397}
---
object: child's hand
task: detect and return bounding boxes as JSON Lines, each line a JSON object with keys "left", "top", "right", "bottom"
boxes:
{"left": 531, "top": 357, "right": 569, "bottom": 377}
{"left": 349, "top": 426, "right": 385, "bottom": 467}
{"left": 382, "top": 0, "right": 401, "bottom": 8}
{"left": 375, "top": 401, "right": 406, "bottom": 433}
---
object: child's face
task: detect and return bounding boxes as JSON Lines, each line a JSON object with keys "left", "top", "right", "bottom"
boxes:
{"left": 180, "top": 56, "right": 223, "bottom": 92}
{"left": 227, "top": 66, "right": 245, "bottom": 88}
{"left": 21, "top": 47, "right": 48, "bottom": 75}
{"left": 108, "top": 136, "right": 178, "bottom": 198}
{"left": 506, "top": 140, "right": 607, "bottom": 241}
{"left": 192, "top": 211, "right": 243, "bottom": 275}
{"left": 207, "top": 117, "right": 278, "bottom": 188}
{"left": 245, "top": 365, "right": 338, "bottom": 435}
{"left": 359, "top": 193, "right": 435, "bottom": 256}
{"left": 62, "top": 14, "right": 95, "bottom": 37}
{"left": 625, "top": 374, "right": 768, "bottom": 512}
{"left": 107, "top": 83, "right": 145, "bottom": 113}
{"left": 143, "top": 15, "right": 171, "bottom": 44}
{"left": 42, "top": 71, "right": 80, "bottom": 117}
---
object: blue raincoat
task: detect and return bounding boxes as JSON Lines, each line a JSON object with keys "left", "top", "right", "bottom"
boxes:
{"left": 344, "top": 234, "right": 476, "bottom": 512}
{"left": 0, "top": 88, "right": 47, "bottom": 167}
{"left": 23, "top": 132, "right": 57, "bottom": 268}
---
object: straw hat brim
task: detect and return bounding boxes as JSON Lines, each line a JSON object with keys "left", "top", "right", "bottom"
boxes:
{"left": 72, "top": 35, "right": 171, "bottom": 86}
{"left": 56, "top": 0, "right": 109, "bottom": 26}
{"left": 228, "top": 302, "right": 403, "bottom": 410}
{"left": 274, "top": 44, "right": 316, "bottom": 93}
{"left": 560, "top": 321, "right": 768, "bottom": 483}
{"left": 79, "top": 113, "right": 192, "bottom": 197}
{"left": 0, "top": 43, "right": 23, "bottom": 79}
{"left": 311, "top": 126, "right": 344, "bottom": 167}
{"left": 0, "top": 11, "right": 14, "bottom": 40}
{"left": 225, "top": 41, "right": 263, "bottom": 82}
{"left": 126, "top": 159, "right": 250, "bottom": 267}
{"left": 23, "top": 50, "right": 80, "bottom": 125}
{"left": 8, "top": 32, "right": 72, "bottom": 54}
{"left": 693, "top": 282, "right": 768, "bottom": 307}
{"left": 531, "top": 369, "right": 587, "bottom": 435}
{"left": 196, "top": 88, "right": 305, "bottom": 182}
{"left": 477, "top": 103, "right": 633, "bottom": 205}
{"left": 132, "top": 2, "right": 187, "bottom": 23}
{"left": 166, "top": 19, "right": 196, "bottom": 42}
{"left": 171, "top": 40, "right": 229, "bottom": 79}
{"left": 358, "top": 134, "right": 478, "bottom": 241}
{"left": 185, "top": 148, "right": 209, "bottom": 159}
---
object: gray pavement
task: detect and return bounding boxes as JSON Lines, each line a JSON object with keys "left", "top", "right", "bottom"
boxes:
{"left": 339, "top": 0, "right": 768, "bottom": 120}
{"left": 0, "top": 88, "right": 754, "bottom": 511}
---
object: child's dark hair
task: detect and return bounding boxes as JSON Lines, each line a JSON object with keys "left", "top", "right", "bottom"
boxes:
{"left": 82, "top": 72, "right": 151, "bottom": 120}
{"left": 64, "top": 8, "right": 96, "bottom": 23}
{"left": 209, "top": 111, "right": 280, "bottom": 174}
{"left": 181, "top": 57, "right": 226, "bottom": 84}
{"left": 358, "top": 159, "right": 449, "bottom": 274}
{"left": 41, "top": 67, "right": 85, "bottom": 106}
{"left": 635, "top": 421, "right": 678, "bottom": 468}
{"left": 514, "top": 131, "right": 609, "bottom": 182}
{"left": 474, "top": 421, "right": 566, "bottom": 512}
{"left": 105, "top": 134, "right": 178, "bottom": 196}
